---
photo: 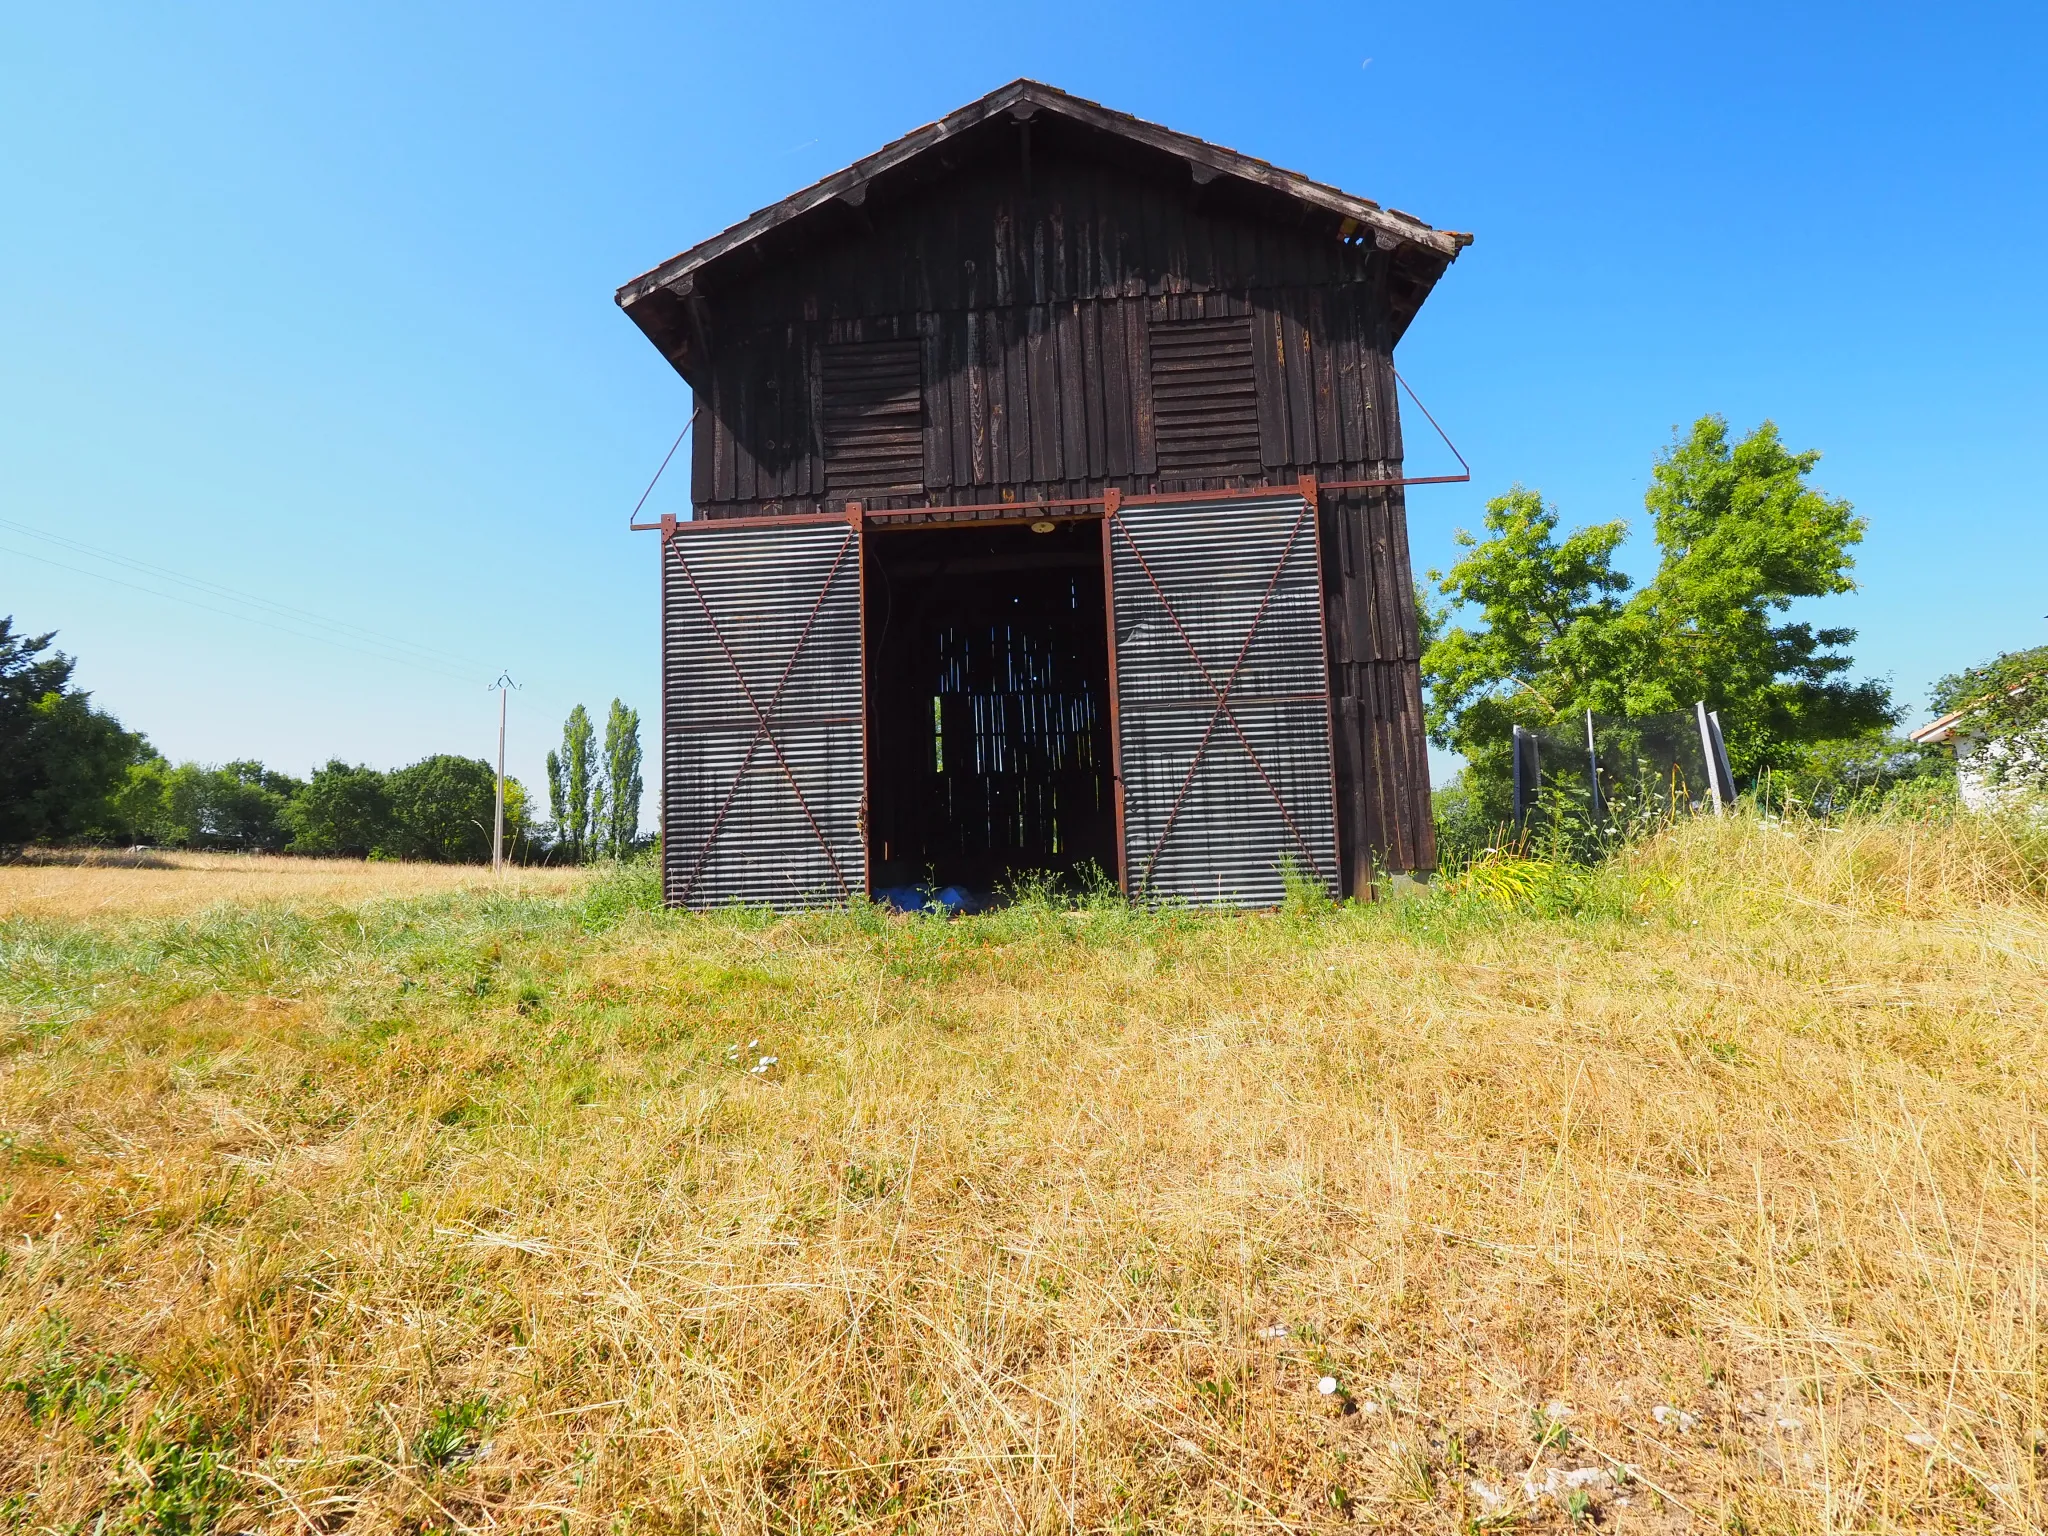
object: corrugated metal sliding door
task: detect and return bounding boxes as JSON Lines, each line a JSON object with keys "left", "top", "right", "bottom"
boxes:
{"left": 662, "top": 517, "right": 865, "bottom": 909}
{"left": 1106, "top": 491, "right": 1340, "bottom": 907}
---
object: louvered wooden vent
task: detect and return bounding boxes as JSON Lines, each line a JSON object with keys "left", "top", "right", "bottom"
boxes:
{"left": 820, "top": 338, "right": 924, "bottom": 496}
{"left": 1149, "top": 315, "right": 1261, "bottom": 481}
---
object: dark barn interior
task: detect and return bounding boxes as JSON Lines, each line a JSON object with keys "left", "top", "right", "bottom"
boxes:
{"left": 622, "top": 79, "right": 1471, "bottom": 909}
{"left": 864, "top": 521, "right": 1114, "bottom": 897}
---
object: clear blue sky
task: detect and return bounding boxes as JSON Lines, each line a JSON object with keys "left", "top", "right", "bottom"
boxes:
{"left": 4, "top": 2, "right": 2042, "bottom": 812}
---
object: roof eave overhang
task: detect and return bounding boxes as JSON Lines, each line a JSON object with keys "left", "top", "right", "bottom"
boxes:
{"left": 615, "top": 79, "right": 1472, "bottom": 317}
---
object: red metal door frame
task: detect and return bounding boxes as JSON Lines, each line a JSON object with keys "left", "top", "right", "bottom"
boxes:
{"left": 656, "top": 471, "right": 1354, "bottom": 903}
{"left": 662, "top": 513, "right": 862, "bottom": 904}
{"left": 1102, "top": 477, "right": 1338, "bottom": 898}
{"left": 1099, "top": 491, "right": 1128, "bottom": 892}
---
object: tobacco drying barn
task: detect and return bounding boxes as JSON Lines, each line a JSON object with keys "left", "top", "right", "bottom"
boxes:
{"left": 616, "top": 80, "right": 1471, "bottom": 909}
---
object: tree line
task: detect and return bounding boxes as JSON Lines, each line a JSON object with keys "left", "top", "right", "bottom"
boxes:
{"left": 544, "top": 701, "right": 643, "bottom": 863}
{"left": 1418, "top": 414, "right": 2039, "bottom": 828}
{"left": 13, "top": 416, "right": 2034, "bottom": 861}
{"left": 0, "top": 618, "right": 647, "bottom": 863}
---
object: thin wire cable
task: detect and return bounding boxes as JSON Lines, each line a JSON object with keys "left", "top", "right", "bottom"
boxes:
{"left": 629, "top": 405, "right": 701, "bottom": 527}
{"left": 1, "top": 543, "right": 484, "bottom": 685}
{"left": 0, "top": 514, "right": 488, "bottom": 672}
{"left": 1390, "top": 367, "right": 1472, "bottom": 479}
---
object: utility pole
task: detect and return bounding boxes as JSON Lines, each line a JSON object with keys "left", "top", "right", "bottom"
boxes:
{"left": 489, "top": 671, "right": 520, "bottom": 874}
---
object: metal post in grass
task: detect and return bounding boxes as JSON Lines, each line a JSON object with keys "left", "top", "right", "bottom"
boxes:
{"left": 1695, "top": 702, "right": 1724, "bottom": 816}
{"left": 1512, "top": 724, "right": 1540, "bottom": 833}
{"left": 1585, "top": 709, "right": 1602, "bottom": 823}
{"left": 1707, "top": 709, "right": 1737, "bottom": 811}
{"left": 490, "top": 671, "right": 520, "bottom": 873}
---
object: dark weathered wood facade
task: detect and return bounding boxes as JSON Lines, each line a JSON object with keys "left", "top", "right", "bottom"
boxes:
{"left": 620, "top": 80, "right": 1469, "bottom": 890}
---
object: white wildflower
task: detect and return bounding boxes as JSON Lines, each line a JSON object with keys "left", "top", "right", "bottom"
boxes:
{"left": 1468, "top": 1478, "right": 1507, "bottom": 1509}
{"left": 1524, "top": 1466, "right": 1613, "bottom": 1502}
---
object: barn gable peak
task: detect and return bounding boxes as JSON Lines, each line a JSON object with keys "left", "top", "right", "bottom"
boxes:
{"left": 615, "top": 78, "right": 1471, "bottom": 318}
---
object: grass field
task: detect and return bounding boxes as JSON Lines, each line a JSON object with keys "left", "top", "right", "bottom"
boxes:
{"left": 0, "top": 850, "right": 585, "bottom": 921}
{"left": 2, "top": 817, "right": 2046, "bottom": 1533}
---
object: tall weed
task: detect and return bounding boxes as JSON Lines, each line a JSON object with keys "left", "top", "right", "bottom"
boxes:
{"left": 576, "top": 850, "right": 666, "bottom": 928}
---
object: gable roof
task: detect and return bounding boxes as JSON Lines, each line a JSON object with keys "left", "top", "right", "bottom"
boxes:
{"left": 615, "top": 78, "right": 1472, "bottom": 313}
{"left": 1910, "top": 707, "right": 1971, "bottom": 746}
{"left": 1910, "top": 678, "right": 2035, "bottom": 745}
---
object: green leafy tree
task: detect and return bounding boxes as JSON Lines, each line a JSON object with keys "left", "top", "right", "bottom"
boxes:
{"left": 502, "top": 777, "right": 533, "bottom": 854}
{"left": 1423, "top": 417, "right": 1894, "bottom": 808}
{"left": 1626, "top": 416, "right": 1893, "bottom": 759}
{"left": 286, "top": 762, "right": 394, "bottom": 856}
{"left": 1420, "top": 489, "right": 1635, "bottom": 820}
{"left": 203, "top": 761, "right": 302, "bottom": 850}
{"left": 545, "top": 748, "right": 566, "bottom": 833}
{"left": 0, "top": 617, "right": 69, "bottom": 714}
{"left": 1929, "top": 644, "right": 2048, "bottom": 794}
{"left": 1770, "top": 728, "right": 1953, "bottom": 814}
{"left": 386, "top": 755, "right": 499, "bottom": 863}
{"left": 559, "top": 705, "right": 597, "bottom": 860}
{"left": 106, "top": 755, "right": 178, "bottom": 844}
{"left": 0, "top": 618, "right": 151, "bottom": 846}
{"left": 150, "top": 761, "right": 302, "bottom": 851}
{"left": 21, "top": 694, "right": 148, "bottom": 844}
{"left": 158, "top": 764, "right": 199, "bottom": 847}
{"left": 383, "top": 755, "right": 531, "bottom": 862}
{"left": 599, "top": 699, "right": 644, "bottom": 858}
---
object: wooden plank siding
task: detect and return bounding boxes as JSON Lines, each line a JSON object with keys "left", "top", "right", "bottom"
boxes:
{"left": 690, "top": 294, "right": 1396, "bottom": 517}
{"left": 672, "top": 142, "right": 1440, "bottom": 883}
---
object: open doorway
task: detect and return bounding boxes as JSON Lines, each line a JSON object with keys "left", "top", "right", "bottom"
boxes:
{"left": 864, "top": 520, "right": 1117, "bottom": 902}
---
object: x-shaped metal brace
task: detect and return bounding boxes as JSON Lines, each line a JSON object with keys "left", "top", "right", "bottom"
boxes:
{"left": 1108, "top": 497, "right": 1332, "bottom": 894}
{"left": 669, "top": 526, "right": 856, "bottom": 905}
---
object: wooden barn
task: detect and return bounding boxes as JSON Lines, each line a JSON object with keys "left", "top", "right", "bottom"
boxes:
{"left": 617, "top": 80, "right": 1471, "bottom": 909}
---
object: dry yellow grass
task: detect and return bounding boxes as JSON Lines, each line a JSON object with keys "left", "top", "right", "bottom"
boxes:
{"left": 0, "top": 850, "right": 584, "bottom": 919}
{"left": 1, "top": 815, "right": 2045, "bottom": 1532}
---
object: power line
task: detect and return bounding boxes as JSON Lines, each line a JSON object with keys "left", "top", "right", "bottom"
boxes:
{"left": 0, "top": 515, "right": 489, "bottom": 673}
{"left": 2, "top": 541, "right": 483, "bottom": 685}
